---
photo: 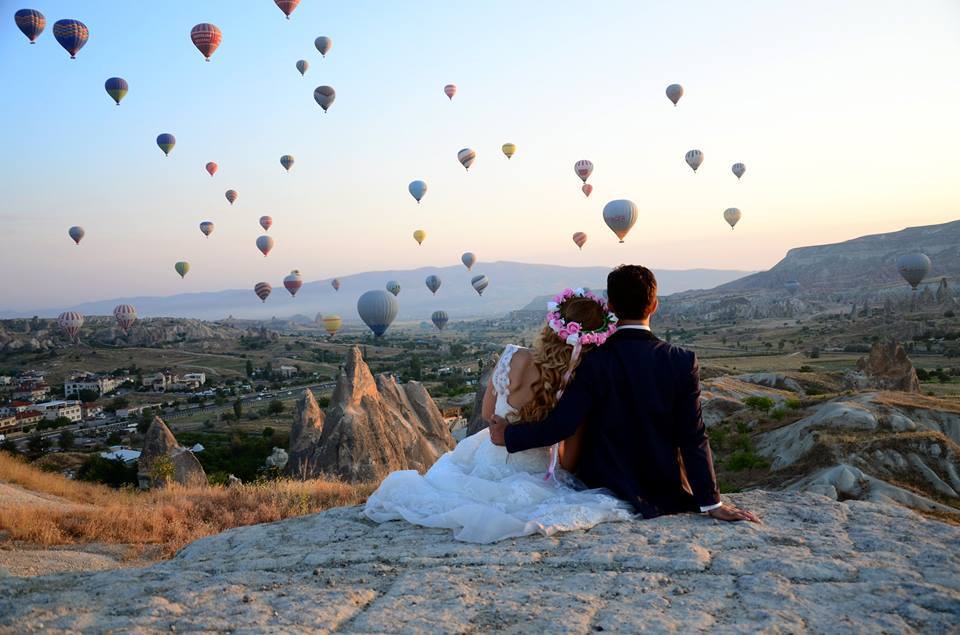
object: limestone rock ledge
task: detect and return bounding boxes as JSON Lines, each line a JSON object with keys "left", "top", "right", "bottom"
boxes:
{"left": 1, "top": 491, "right": 958, "bottom": 633}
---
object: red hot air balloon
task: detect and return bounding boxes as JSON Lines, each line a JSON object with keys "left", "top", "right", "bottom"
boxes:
{"left": 205, "top": 162, "right": 218, "bottom": 177}
{"left": 57, "top": 311, "right": 84, "bottom": 340}
{"left": 275, "top": 0, "right": 300, "bottom": 19}
{"left": 259, "top": 215, "right": 273, "bottom": 231}
{"left": 225, "top": 189, "right": 238, "bottom": 205}
{"left": 572, "top": 232, "right": 588, "bottom": 250}
{"left": 190, "top": 23, "right": 222, "bottom": 61}
{"left": 444, "top": 84, "right": 457, "bottom": 100}
{"left": 113, "top": 304, "right": 137, "bottom": 333}
{"left": 582, "top": 184, "right": 593, "bottom": 198}
{"left": 284, "top": 270, "right": 303, "bottom": 296}
{"left": 254, "top": 282, "right": 272, "bottom": 303}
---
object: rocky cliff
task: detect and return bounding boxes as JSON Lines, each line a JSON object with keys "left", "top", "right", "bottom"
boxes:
{"left": 137, "top": 417, "right": 207, "bottom": 489}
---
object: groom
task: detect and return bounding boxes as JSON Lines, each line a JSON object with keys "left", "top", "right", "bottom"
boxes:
{"left": 489, "top": 264, "right": 758, "bottom": 522}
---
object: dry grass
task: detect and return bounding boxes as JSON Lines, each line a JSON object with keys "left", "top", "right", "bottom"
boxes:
{"left": 0, "top": 453, "right": 374, "bottom": 558}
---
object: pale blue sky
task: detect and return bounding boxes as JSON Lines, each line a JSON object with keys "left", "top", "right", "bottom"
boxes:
{"left": 2, "top": 0, "right": 959, "bottom": 310}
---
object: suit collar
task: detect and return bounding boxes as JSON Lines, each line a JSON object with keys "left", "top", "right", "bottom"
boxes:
{"left": 610, "top": 327, "right": 657, "bottom": 341}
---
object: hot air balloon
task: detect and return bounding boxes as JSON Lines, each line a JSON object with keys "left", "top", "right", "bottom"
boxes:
{"left": 314, "top": 86, "right": 335, "bottom": 112}
{"left": 457, "top": 148, "right": 476, "bottom": 171}
{"left": 357, "top": 290, "right": 398, "bottom": 337}
{"left": 314, "top": 36, "right": 332, "bottom": 57}
{"left": 68, "top": 226, "right": 84, "bottom": 245}
{"left": 256, "top": 235, "right": 274, "bottom": 257}
{"left": 284, "top": 270, "right": 303, "bottom": 297}
{"left": 685, "top": 150, "right": 704, "bottom": 173}
{"left": 205, "top": 162, "right": 218, "bottom": 177}
{"left": 572, "top": 232, "right": 587, "bottom": 250}
{"left": 259, "top": 215, "right": 273, "bottom": 231}
{"left": 431, "top": 311, "right": 449, "bottom": 331}
{"left": 113, "top": 304, "right": 137, "bottom": 333}
{"left": 323, "top": 314, "right": 342, "bottom": 337}
{"left": 190, "top": 23, "right": 222, "bottom": 61}
{"left": 386, "top": 280, "right": 401, "bottom": 296}
{"left": 502, "top": 143, "right": 516, "bottom": 159}
{"left": 582, "top": 184, "right": 593, "bottom": 198}
{"left": 225, "top": 189, "right": 238, "bottom": 205}
{"left": 296, "top": 59, "right": 309, "bottom": 75}
{"left": 732, "top": 163, "right": 746, "bottom": 180}
{"left": 413, "top": 230, "right": 426, "bottom": 246}
{"left": 408, "top": 180, "right": 427, "bottom": 203}
{"left": 574, "top": 160, "right": 594, "bottom": 183}
{"left": 897, "top": 253, "right": 931, "bottom": 290}
{"left": 331, "top": 278, "right": 341, "bottom": 291}
{"left": 199, "top": 221, "right": 215, "bottom": 237}
{"left": 14, "top": 9, "right": 45, "bottom": 44}
{"left": 275, "top": 0, "right": 300, "bottom": 19}
{"left": 53, "top": 19, "right": 87, "bottom": 59}
{"left": 280, "top": 155, "right": 295, "bottom": 172}
{"left": 175, "top": 261, "right": 190, "bottom": 278}
{"left": 104, "top": 77, "right": 128, "bottom": 105}
{"left": 444, "top": 84, "right": 457, "bottom": 100}
{"left": 723, "top": 208, "right": 742, "bottom": 230}
{"left": 602, "top": 199, "right": 638, "bottom": 243}
{"left": 57, "top": 312, "right": 84, "bottom": 340}
{"left": 461, "top": 252, "right": 476, "bottom": 270}
{"left": 254, "top": 282, "right": 272, "bottom": 303}
{"left": 471, "top": 275, "right": 489, "bottom": 296}
{"left": 156, "top": 133, "right": 175, "bottom": 156}
{"left": 666, "top": 83, "right": 684, "bottom": 106}
{"left": 425, "top": 275, "right": 442, "bottom": 295}
{"left": 784, "top": 280, "right": 801, "bottom": 296}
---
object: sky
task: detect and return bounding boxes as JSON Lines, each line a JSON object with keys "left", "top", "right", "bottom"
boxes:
{"left": 2, "top": 0, "right": 959, "bottom": 311}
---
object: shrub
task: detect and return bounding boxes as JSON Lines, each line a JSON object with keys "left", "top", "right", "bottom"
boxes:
{"left": 266, "top": 400, "right": 285, "bottom": 415}
{"left": 261, "top": 427, "right": 275, "bottom": 438}
{"left": 77, "top": 456, "right": 138, "bottom": 488}
{"left": 725, "top": 450, "right": 770, "bottom": 472}
{"left": 743, "top": 396, "right": 775, "bottom": 412}
{"left": 770, "top": 408, "right": 787, "bottom": 421}
{"left": 798, "top": 365, "right": 813, "bottom": 373}
{"left": 785, "top": 398, "right": 802, "bottom": 410}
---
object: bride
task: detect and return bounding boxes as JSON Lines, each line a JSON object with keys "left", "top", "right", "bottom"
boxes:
{"left": 363, "top": 288, "right": 634, "bottom": 543}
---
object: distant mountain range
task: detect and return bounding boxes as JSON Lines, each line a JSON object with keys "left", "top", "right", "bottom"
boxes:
{"left": 6, "top": 263, "right": 753, "bottom": 322}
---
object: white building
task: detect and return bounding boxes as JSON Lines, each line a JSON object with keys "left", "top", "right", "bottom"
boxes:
{"left": 35, "top": 400, "right": 83, "bottom": 423}
{"left": 277, "top": 366, "right": 297, "bottom": 379}
{"left": 64, "top": 373, "right": 122, "bottom": 398}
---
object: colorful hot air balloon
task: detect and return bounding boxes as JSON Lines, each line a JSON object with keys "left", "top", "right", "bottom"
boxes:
{"left": 314, "top": 36, "right": 332, "bottom": 57}
{"left": 666, "top": 83, "right": 684, "bottom": 106}
{"left": 457, "top": 148, "right": 476, "bottom": 171}
{"left": 685, "top": 150, "right": 704, "bottom": 173}
{"left": 104, "top": 77, "right": 128, "bottom": 105}
{"left": 280, "top": 155, "right": 295, "bottom": 172}
{"left": 723, "top": 208, "right": 742, "bottom": 230}
{"left": 732, "top": 163, "right": 746, "bottom": 180}
{"left": 444, "top": 84, "right": 457, "bottom": 100}
{"left": 296, "top": 59, "right": 309, "bottom": 76}
{"left": 57, "top": 311, "right": 84, "bottom": 340}
{"left": 357, "top": 290, "right": 398, "bottom": 337}
{"left": 254, "top": 282, "right": 272, "bottom": 303}
{"left": 284, "top": 270, "right": 303, "bottom": 297}
{"left": 314, "top": 85, "right": 335, "bottom": 112}
{"left": 574, "top": 160, "right": 594, "bottom": 183}
{"left": 461, "top": 252, "right": 476, "bottom": 270}
{"left": 897, "top": 253, "right": 932, "bottom": 290}
{"left": 225, "top": 189, "right": 238, "bottom": 205}
{"left": 259, "top": 215, "right": 273, "bottom": 231}
{"left": 190, "top": 23, "right": 222, "bottom": 61}
{"left": 582, "top": 184, "right": 593, "bottom": 198}
{"left": 156, "top": 133, "right": 176, "bottom": 156}
{"left": 14, "top": 9, "right": 45, "bottom": 44}
{"left": 431, "top": 311, "right": 449, "bottom": 331}
{"left": 205, "top": 162, "right": 218, "bottom": 177}
{"left": 275, "top": 0, "right": 300, "bottom": 19}
{"left": 784, "top": 280, "right": 801, "bottom": 296}
{"left": 53, "top": 19, "right": 88, "bottom": 59}
{"left": 331, "top": 278, "right": 341, "bottom": 291}
{"left": 425, "top": 275, "right": 441, "bottom": 295}
{"left": 386, "top": 280, "right": 401, "bottom": 296}
{"left": 471, "top": 275, "right": 489, "bottom": 296}
{"left": 256, "top": 235, "right": 274, "bottom": 257}
{"left": 602, "top": 199, "right": 639, "bottom": 243}
{"left": 199, "top": 221, "right": 215, "bottom": 237}
{"left": 68, "top": 226, "right": 84, "bottom": 245}
{"left": 113, "top": 304, "right": 137, "bottom": 333}
{"left": 572, "top": 232, "right": 588, "bottom": 250}
{"left": 408, "top": 180, "right": 427, "bottom": 203}
{"left": 413, "top": 230, "right": 426, "bottom": 246}
{"left": 502, "top": 143, "right": 516, "bottom": 159}
{"left": 323, "top": 314, "right": 342, "bottom": 336}
{"left": 175, "top": 261, "right": 190, "bottom": 278}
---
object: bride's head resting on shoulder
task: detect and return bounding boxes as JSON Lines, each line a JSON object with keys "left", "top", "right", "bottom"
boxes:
{"left": 520, "top": 289, "right": 618, "bottom": 422}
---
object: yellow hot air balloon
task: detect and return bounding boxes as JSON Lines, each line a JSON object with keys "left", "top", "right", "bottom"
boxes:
{"left": 501, "top": 143, "right": 516, "bottom": 159}
{"left": 322, "top": 314, "right": 342, "bottom": 337}
{"left": 413, "top": 229, "right": 426, "bottom": 246}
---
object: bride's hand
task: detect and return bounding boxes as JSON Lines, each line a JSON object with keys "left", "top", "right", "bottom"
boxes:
{"left": 488, "top": 416, "right": 508, "bottom": 446}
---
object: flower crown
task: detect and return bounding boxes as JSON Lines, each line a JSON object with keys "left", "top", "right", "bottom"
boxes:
{"left": 546, "top": 288, "right": 618, "bottom": 347}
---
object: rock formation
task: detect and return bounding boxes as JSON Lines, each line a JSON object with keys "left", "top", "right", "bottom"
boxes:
{"left": 137, "top": 417, "right": 207, "bottom": 489}
{"left": 264, "top": 447, "right": 288, "bottom": 470}
{"left": 287, "top": 346, "right": 454, "bottom": 482}
{"left": 850, "top": 339, "right": 920, "bottom": 392}
{"left": 466, "top": 351, "right": 500, "bottom": 436}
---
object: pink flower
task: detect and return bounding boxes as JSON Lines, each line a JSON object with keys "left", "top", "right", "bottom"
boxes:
{"left": 566, "top": 322, "right": 581, "bottom": 335}
{"left": 581, "top": 333, "right": 595, "bottom": 346}
{"left": 558, "top": 326, "right": 571, "bottom": 340}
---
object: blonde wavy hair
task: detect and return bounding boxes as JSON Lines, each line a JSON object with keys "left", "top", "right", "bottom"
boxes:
{"left": 518, "top": 296, "right": 607, "bottom": 422}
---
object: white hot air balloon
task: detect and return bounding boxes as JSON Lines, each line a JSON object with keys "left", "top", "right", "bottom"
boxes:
{"left": 357, "top": 290, "right": 398, "bottom": 337}
{"left": 685, "top": 150, "right": 704, "bottom": 173}
{"left": 897, "top": 253, "right": 932, "bottom": 290}
{"left": 574, "top": 160, "right": 594, "bottom": 183}
{"left": 408, "top": 180, "right": 427, "bottom": 203}
{"left": 666, "top": 83, "right": 684, "bottom": 106}
{"left": 461, "top": 252, "right": 476, "bottom": 270}
{"left": 723, "top": 208, "right": 742, "bottom": 229}
{"left": 732, "top": 162, "right": 746, "bottom": 180}
{"left": 602, "top": 200, "right": 638, "bottom": 243}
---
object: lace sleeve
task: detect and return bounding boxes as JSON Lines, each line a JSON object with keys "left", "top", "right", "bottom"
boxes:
{"left": 492, "top": 344, "right": 520, "bottom": 397}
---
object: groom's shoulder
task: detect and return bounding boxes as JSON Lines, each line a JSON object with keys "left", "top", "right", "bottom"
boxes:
{"left": 650, "top": 339, "right": 698, "bottom": 369}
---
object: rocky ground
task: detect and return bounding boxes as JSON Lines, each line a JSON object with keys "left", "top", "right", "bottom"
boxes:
{"left": 1, "top": 491, "right": 958, "bottom": 633}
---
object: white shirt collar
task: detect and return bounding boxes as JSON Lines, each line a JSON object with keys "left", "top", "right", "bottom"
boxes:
{"left": 617, "top": 324, "right": 651, "bottom": 332}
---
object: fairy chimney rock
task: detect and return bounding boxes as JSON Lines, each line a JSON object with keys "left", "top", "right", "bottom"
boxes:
{"left": 137, "top": 417, "right": 207, "bottom": 489}
{"left": 854, "top": 340, "right": 921, "bottom": 393}
{"left": 287, "top": 389, "right": 326, "bottom": 477}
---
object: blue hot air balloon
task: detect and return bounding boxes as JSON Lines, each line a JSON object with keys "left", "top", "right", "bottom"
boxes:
{"left": 357, "top": 290, "right": 398, "bottom": 337}
{"left": 52, "top": 19, "right": 88, "bottom": 59}
{"left": 104, "top": 77, "right": 128, "bottom": 105}
{"left": 425, "top": 275, "right": 442, "bottom": 295}
{"left": 14, "top": 9, "right": 45, "bottom": 43}
{"left": 156, "top": 133, "right": 176, "bottom": 156}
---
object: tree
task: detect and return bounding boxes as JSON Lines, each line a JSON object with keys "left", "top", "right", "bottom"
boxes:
{"left": 137, "top": 413, "right": 153, "bottom": 435}
{"left": 58, "top": 429, "right": 75, "bottom": 451}
{"left": 26, "top": 433, "right": 51, "bottom": 459}
{"left": 245, "top": 359, "right": 254, "bottom": 378}
{"left": 410, "top": 354, "right": 423, "bottom": 381}
{"left": 52, "top": 416, "right": 73, "bottom": 429}
{"left": 267, "top": 400, "right": 285, "bottom": 415}
{"left": 105, "top": 432, "right": 122, "bottom": 446}
{"left": 77, "top": 388, "right": 100, "bottom": 403}
{"left": 233, "top": 398, "right": 243, "bottom": 420}
{"left": 264, "top": 361, "right": 273, "bottom": 380}
{"left": 261, "top": 426, "right": 275, "bottom": 438}
{"left": 0, "top": 439, "right": 19, "bottom": 456}
{"left": 78, "top": 456, "right": 138, "bottom": 488}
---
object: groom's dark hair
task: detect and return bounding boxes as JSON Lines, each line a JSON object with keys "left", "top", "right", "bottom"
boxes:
{"left": 607, "top": 265, "right": 657, "bottom": 319}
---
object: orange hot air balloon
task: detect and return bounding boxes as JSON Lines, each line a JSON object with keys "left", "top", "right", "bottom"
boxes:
{"left": 582, "top": 184, "right": 593, "bottom": 198}
{"left": 190, "top": 23, "right": 222, "bottom": 61}
{"left": 205, "top": 162, "right": 218, "bottom": 177}
{"left": 572, "top": 232, "right": 588, "bottom": 250}
{"left": 275, "top": 0, "right": 300, "bottom": 19}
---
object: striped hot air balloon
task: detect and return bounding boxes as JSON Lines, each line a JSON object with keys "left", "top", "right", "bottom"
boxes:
{"left": 191, "top": 23, "right": 222, "bottom": 61}
{"left": 284, "top": 270, "right": 303, "bottom": 296}
{"left": 199, "top": 221, "right": 215, "bottom": 237}
{"left": 723, "top": 208, "right": 742, "bottom": 230}
{"left": 357, "top": 290, "right": 398, "bottom": 337}
{"left": 471, "top": 275, "right": 489, "bottom": 296}
{"left": 314, "top": 36, "right": 332, "bottom": 57}
{"left": 431, "top": 311, "right": 449, "bottom": 331}
{"left": 275, "top": 0, "right": 300, "bottom": 19}
{"left": 582, "top": 184, "right": 593, "bottom": 198}
{"left": 68, "top": 226, "right": 84, "bottom": 245}
{"left": 175, "top": 261, "right": 190, "bottom": 278}
{"left": 425, "top": 275, "right": 441, "bottom": 295}
{"left": 331, "top": 278, "right": 341, "bottom": 291}
{"left": 280, "top": 155, "right": 295, "bottom": 172}
{"left": 104, "top": 77, "right": 128, "bottom": 105}
{"left": 685, "top": 150, "right": 704, "bottom": 173}
{"left": 15, "top": 9, "right": 45, "bottom": 44}
{"left": 256, "top": 235, "right": 274, "bottom": 257}
{"left": 574, "top": 160, "right": 594, "bottom": 183}
{"left": 444, "top": 84, "right": 457, "bottom": 100}
{"left": 259, "top": 215, "right": 273, "bottom": 231}
{"left": 254, "top": 282, "right": 272, "bottom": 302}
{"left": 413, "top": 230, "right": 426, "bottom": 246}
{"left": 323, "top": 314, "right": 342, "bottom": 336}
{"left": 57, "top": 311, "right": 84, "bottom": 340}
{"left": 457, "top": 148, "right": 476, "bottom": 171}
{"left": 296, "top": 59, "right": 309, "bottom": 76}
{"left": 53, "top": 19, "right": 88, "bottom": 59}
{"left": 461, "top": 252, "right": 476, "bottom": 270}
{"left": 205, "top": 161, "right": 218, "bottom": 176}
{"left": 225, "top": 189, "right": 238, "bottom": 205}
{"left": 156, "top": 133, "right": 176, "bottom": 156}
{"left": 732, "top": 162, "right": 746, "bottom": 180}
{"left": 113, "top": 304, "right": 137, "bottom": 333}
{"left": 386, "top": 281, "right": 401, "bottom": 296}
{"left": 314, "top": 86, "right": 336, "bottom": 112}
{"left": 572, "top": 232, "right": 588, "bottom": 250}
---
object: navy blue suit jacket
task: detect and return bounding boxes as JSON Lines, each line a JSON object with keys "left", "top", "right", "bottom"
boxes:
{"left": 504, "top": 328, "right": 720, "bottom": 517}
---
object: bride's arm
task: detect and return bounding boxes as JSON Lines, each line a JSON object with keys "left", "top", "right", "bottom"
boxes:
{"left": 481, "top": 376, "right": 496, "bottom": 424}
{"left": 558, "top": 426, "right": 585, "bottom": 471}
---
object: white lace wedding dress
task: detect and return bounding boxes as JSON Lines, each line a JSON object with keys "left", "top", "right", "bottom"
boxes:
{"left": 362, "top": 345, "right": 633, "bottom": 543}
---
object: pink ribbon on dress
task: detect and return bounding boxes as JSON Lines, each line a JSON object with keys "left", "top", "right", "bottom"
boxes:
{"left": 545, "top": 340, "right": 582, "bottom": 481}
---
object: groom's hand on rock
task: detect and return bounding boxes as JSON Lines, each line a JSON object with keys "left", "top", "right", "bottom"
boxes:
{"left": 488, "top": 416, "right": 508, "bottom": 446}
{"left": 708, "top": 504, "right": 761, "bottom": 523}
